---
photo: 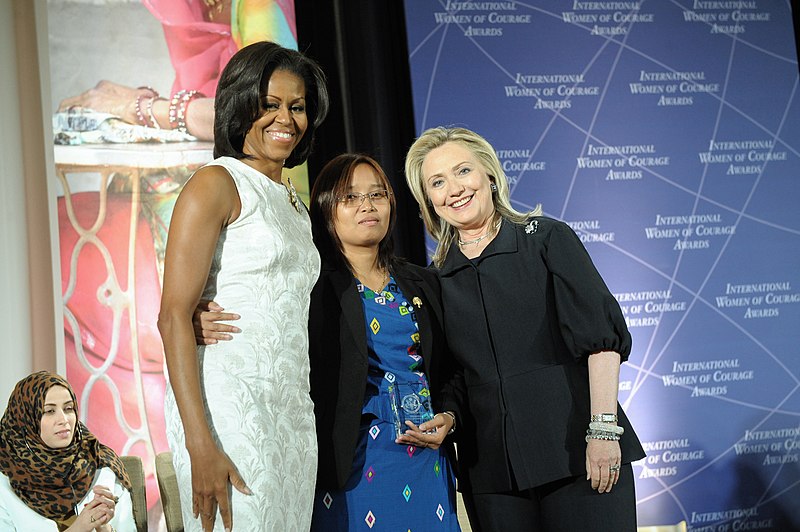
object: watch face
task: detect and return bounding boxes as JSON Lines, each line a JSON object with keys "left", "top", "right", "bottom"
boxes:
{"left": 593, "top": 413, "right": 618, "bottom": 422}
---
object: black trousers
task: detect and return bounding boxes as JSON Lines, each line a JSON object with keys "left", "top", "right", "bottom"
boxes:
{"left": 461, "top": 464, "right": 637, "bottom": 532}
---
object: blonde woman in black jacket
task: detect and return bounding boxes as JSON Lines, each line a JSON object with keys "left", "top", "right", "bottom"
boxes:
{"left": 404, "top": 127, "right": 645, "bottom": 532}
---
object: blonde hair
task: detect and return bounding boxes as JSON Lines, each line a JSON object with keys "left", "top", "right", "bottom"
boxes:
{"left": 405, "top": 126, "right": 541, "bottom": 267}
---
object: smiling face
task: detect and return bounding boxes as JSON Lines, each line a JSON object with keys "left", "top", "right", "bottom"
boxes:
{"left": 39, "top": 385, "right": 76, "bottom": 449}
{"left": 334, "top": 163, "right": 392, "bottom": 254}
{"left": 242, "top": 69, "right": 308, "bottom": 174}
{"left": 422, "top": 141, "right": 496, "bottom": 234}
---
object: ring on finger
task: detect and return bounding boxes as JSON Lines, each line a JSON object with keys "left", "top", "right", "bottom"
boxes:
{"left": 90, "top": 515, "right": 97, "bottom": 523}
{"left": 609, "top": 464, "right": 621, "bottom": 472}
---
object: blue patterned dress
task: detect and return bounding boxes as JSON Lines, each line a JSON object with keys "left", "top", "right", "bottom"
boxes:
{"left": 311, "top": 276, "right": 460, "bottom": 531}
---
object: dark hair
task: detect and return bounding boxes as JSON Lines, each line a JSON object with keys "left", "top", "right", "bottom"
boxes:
{"left": 213, "top": 41, "right": 329, "bottom": 167}
{"left": 310, "top": 154, "right": 397, "bottom": 271}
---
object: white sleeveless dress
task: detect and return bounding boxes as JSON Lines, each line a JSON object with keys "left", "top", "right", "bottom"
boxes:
{"left": 164, "top": 156, "right": 320, "bottom": 531}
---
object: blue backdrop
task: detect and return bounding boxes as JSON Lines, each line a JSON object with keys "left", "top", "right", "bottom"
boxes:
{"left": 403, "top": 1, "right": 800, "bottom": 529}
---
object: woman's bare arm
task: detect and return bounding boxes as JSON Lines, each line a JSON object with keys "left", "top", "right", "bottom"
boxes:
{"left": 158, "top": 165, "right": 248, "bottom": 531}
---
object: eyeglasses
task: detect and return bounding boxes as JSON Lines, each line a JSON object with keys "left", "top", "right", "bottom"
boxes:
{"left": 337, "top": 189, "right": 392, "bottom": 208}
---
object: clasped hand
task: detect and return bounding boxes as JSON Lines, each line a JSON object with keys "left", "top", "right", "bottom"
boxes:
{"left": 395, "top": 413, "right": 454, "bottom": 450}
{"left": 66, "top": 485, "right": 117, "bottom": 532}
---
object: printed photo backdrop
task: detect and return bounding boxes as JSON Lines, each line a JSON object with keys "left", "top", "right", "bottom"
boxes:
{"left": 403, "top": 1, "right": 800, "bottom": 529}
{"left": 47, "top": 0, "right": 298, "bottom": 524}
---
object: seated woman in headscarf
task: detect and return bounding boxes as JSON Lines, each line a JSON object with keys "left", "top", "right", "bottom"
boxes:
{"left": 0, "top": 371, "right": 136, "bottom": 531}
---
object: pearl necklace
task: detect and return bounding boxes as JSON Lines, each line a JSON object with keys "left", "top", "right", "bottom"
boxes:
{"left": 458, "top": 220, "right": 501, "bottom": 246}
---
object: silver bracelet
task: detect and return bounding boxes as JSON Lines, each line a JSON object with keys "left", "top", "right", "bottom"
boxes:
{"left": 585, "top": 428, "right": 621, "bottom": 442}
{"left": 589, "top": 421, "right": 624, "bottom": 435}
{"left": 440, "top": 411, "right": 456, "bottom": 435}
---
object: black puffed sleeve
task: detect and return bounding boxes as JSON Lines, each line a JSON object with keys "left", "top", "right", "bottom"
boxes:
{"left": 541, "top": 219, "right": 631, "bottom": 361}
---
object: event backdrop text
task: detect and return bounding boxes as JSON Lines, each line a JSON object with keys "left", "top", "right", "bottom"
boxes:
{"left": 403, "top": 1, "right": 800, "bottom": 530}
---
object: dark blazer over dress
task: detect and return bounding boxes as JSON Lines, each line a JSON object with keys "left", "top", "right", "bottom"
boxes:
{"left": 308, "top": 258, "right": 458, "bottom": 490}
{"left": 438, "top": 216, "right": 646, "bottom": 494}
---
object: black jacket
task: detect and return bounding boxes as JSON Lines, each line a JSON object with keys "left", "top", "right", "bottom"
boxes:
{"left": 308, "top": 258, "right": 456, "bottom": 490}
{"left": 438, "top": 217, "right": 646, "bottom": 493}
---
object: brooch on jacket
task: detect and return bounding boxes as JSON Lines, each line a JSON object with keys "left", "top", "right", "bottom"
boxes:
{"left": 412, "top": 296, "right": 423, "bottom": 308}
{"left": 525, "top": 219, "right": 539, "bottom": 234}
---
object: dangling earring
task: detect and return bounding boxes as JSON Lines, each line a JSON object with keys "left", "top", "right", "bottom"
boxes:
{"left": 490, "top": 182, "right": 498, "bottom": 192}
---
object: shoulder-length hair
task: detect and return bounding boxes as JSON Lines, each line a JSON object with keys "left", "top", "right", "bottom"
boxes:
{"left": 404, "top": 126, "right": 541, "bottom": 267}
{"left": 310, "top": 154, "right": 397, "bottom": 272}
{"left": 213, "top": 41, "right": 329, "bottom": 167}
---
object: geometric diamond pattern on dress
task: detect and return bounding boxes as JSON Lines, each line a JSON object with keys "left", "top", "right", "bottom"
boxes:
{"left": 369, "top": 425, "right": 381, "bottom": 440}
{"left": 322, "top": 492, "right": 333, "bottom": 509}
{"left": 311, "top": 275, "right": 459, "bottom": 530}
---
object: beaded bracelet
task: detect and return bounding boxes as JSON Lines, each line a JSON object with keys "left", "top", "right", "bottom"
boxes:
{"left": 167, "top": 91, "right": 185, "bottom": 130}
{"left": 168, "top": 90, "right": 205, "bottom": 134}
{"left": 134, "top": 87, "right": 160, "bottom": 128}
{"left": 146, "top": 97, "right": 165, "bottom": 129}
{"left": 585, "top": 429, "right": 621, "bottom": 442}
{"left": 134, "top": 95, "right": 149, "bottom": 126}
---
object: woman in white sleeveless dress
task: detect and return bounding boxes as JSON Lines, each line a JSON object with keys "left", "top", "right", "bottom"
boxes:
{"left": 158, "top": 41, "right": 329, "bottom": 531}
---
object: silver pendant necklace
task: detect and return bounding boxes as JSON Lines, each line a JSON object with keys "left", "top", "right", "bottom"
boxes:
{"left": 458, "top": 219, "right": 501, "bottom": 246}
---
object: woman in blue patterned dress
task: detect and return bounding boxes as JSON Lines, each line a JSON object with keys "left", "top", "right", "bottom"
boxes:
{"left": 196, "top": 154, "right": 461, "bottom": 531}
{"left": 306, "top": 154, "right": 460, "bottom": 531}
